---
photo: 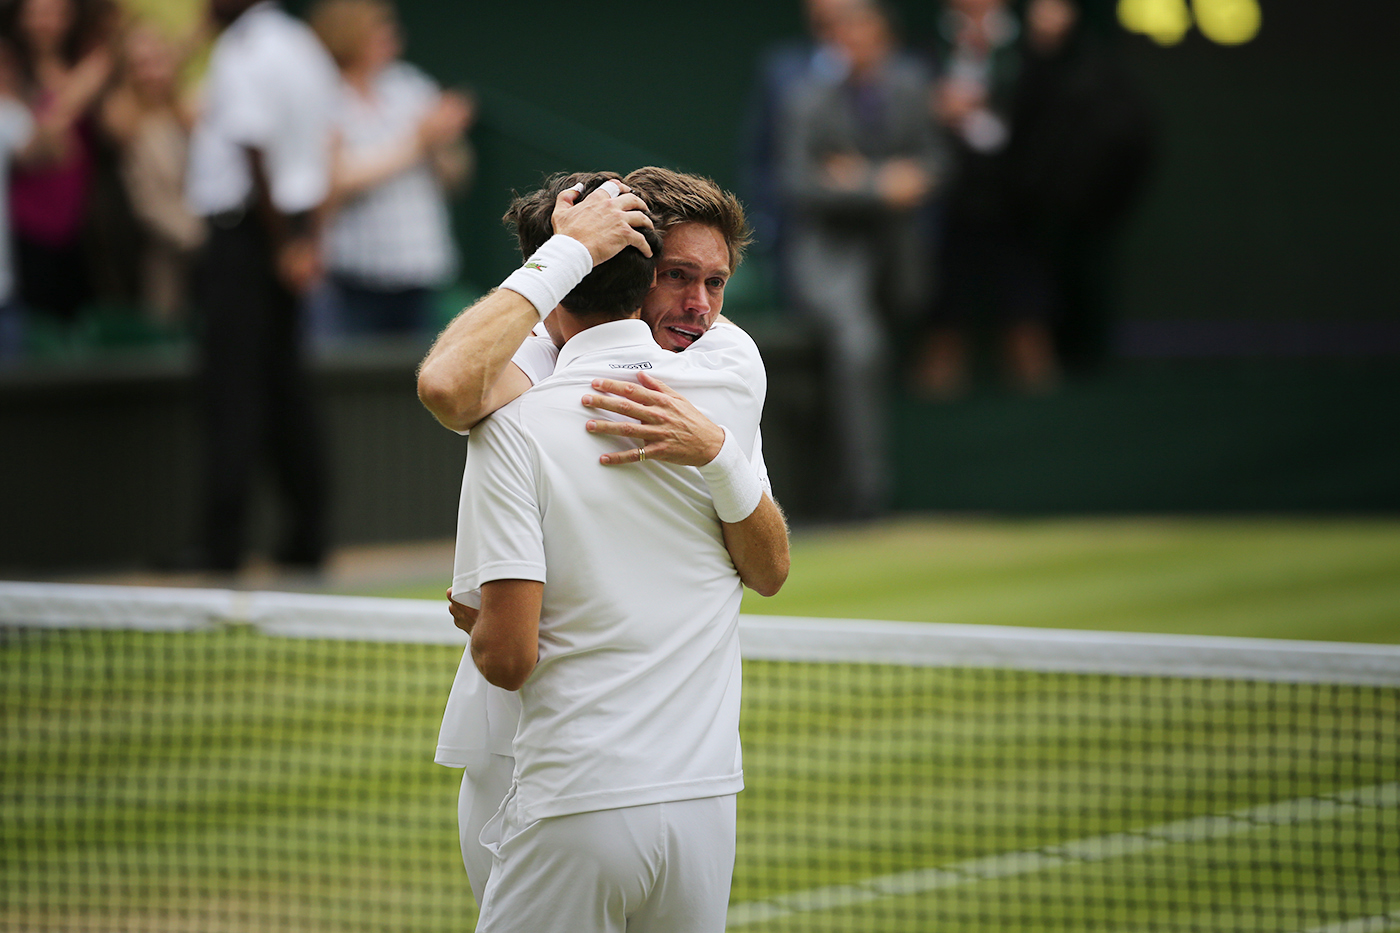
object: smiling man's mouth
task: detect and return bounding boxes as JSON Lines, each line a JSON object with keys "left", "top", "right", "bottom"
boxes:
{"left": 666, "top": 325, "right": 703, "bottom": 349}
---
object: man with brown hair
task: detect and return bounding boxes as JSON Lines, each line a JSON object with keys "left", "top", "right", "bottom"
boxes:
{"left": 443, "top": 172, "right": 783, "bottom": 931}
{"left": 423, "top": 169, "right": 789, "bottom": 913}
{"left": 419, "top": 166, "right": 752, "bottom": 426}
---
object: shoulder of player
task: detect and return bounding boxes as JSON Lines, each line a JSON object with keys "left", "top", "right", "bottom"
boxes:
{"left": 470, "top": 392, "right": 530, "bottom": 436}
{"left": 683, "top": 323, "right": 767, "bottom": 383}
{"left": 693, "top": 320, "right": 762, "bottom": 354}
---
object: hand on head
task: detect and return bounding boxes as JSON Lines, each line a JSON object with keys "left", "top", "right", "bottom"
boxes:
{"left": 551, "top": 180, "right": 654, "bottom": 266}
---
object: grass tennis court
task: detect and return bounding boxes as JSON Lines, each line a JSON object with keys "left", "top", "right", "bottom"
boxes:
{"left": 4, "top": 517, "right": 1399, "bottom": 930}
{"left": 375, "top": 516, "right": 1400, "bottom": 644}
{"left": 743, "top": 516, "right": 1400, "bottom": 643}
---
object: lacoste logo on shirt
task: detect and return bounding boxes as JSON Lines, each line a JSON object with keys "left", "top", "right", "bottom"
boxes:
{"left": 608, "top": 361, "right": 653, "bottom": 370}
{"left": 524, "top": 261, "right": 547, "bottom": 271}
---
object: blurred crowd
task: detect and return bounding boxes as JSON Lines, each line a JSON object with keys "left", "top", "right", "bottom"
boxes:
{"left": 0, "top": 0, "right": 473, "bottom": 571}
{"left": 0, "top": 0, "right": 1156, "bottom": 551}
{"left": 0, "top": 0, "right": 472, "bottom": 364}
{"left": 742, "top": 0, "right": 1155, "bottom": 518}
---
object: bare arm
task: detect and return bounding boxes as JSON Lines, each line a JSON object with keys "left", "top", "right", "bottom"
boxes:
{"left": 416, "top": 183, "right": 654, "bottom": 432}
{"left": 16, "top": 47, "right": 114, "bottom": 167}
{"left": 331, "top": 91, "right": 473, "bottom": 203}
{"left": 416, "top": 288, "right": 542, "bottom": 432}
{"left": 582, "top": 372, "right": 791, "bottom": 597}
{"left": 719, "top": 493, "right": 790, "bottom": 598}
{"left": 246, "top": 147, "right": 323, "bottom": 295}
{"left": 470, "top": 579, "right": 543, "bottom": 691}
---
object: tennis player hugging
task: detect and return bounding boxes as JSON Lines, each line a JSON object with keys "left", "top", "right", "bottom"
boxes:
{"left": 417, "top": 168, "right": 791, "bottom": 931}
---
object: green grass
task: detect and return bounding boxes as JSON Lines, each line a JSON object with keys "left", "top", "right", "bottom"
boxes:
{"left": 4, "top": 517, "right": 1399, "bottom": 930}
{"left": 374, "top": 516, "right": 1400, "bottom": 643}
{"left": 3, "top": 625, "right": 1396, "bottom": 932}
{"left": 739, "top": 516, "right": 1400, "bottom": 643}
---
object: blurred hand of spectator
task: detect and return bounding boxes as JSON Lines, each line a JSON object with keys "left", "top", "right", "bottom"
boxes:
{"left": 417, "top": 89, "right": 473, "bottom": 190}
{"left": 417, "top": 89, "right": 472, "bottom": 151}
{"left": 875, "top": 157, "right": 933, "bottom": 211}
{"left": 933, "top": 77, "right": 986, "bottom": 129}
{"left": 278, "top": 236, "right": 324, "bottom": 296}
{"left": 822, "top": 152, "right": 868, "bottom": 191}
{"left": 18, "top": 44, "right": 111, "bottom": 166}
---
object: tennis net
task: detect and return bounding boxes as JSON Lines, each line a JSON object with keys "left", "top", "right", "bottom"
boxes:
{"left": 2, "top": 581, "right": 1397, "bottom": 932}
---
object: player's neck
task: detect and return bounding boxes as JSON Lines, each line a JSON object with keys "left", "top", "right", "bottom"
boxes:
{"left": 555, "top": 308, "right": 641, "bottom": 344}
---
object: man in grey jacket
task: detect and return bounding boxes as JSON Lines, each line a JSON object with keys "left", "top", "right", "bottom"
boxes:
{"left": 777, "top": 0, "right": 945, "bottom": 520}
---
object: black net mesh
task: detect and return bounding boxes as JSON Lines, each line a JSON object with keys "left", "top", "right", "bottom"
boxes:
{"left": 2, "top": 604, "right": 1397, "bottom": 932}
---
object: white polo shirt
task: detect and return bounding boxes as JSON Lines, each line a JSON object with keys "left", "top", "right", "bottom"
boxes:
{"left": 435, "top": 321, "right": 771, "bottom": 773}
{"left": 186, "top": 2, "right": 339, "bottom": 217}
{"left": 448, "top": 318, "right": 764, "bottom": 823}
{"left": 0, "top": 98, "right": 34, "bottom": 304}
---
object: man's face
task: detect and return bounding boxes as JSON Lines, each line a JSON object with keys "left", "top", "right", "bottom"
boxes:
{"left": 641, "top": 222, "right": 730, "bottom": 352}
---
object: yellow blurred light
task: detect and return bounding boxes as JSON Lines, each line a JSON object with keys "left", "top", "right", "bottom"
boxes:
{"left": 1193, "top": 0, "right": 1262, "bottom": 45}
{"left": 1117, "top": 0, "right": 1194, "bottom": 47}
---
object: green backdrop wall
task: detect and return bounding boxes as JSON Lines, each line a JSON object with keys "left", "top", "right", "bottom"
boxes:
{"left": 378, "top": 0, "right": 1397, "bottom": 330}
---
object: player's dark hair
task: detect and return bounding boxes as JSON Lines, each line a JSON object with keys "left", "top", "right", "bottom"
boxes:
{"left": 503, "top": 172, "right": 662, "bottom": 322}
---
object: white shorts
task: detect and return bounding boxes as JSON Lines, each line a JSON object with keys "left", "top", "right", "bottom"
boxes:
{"left": 475, "top": 794, "right": 737, "bottom": 933}
{"left": 458, "top": 754, "right": 516, "bottom": 906}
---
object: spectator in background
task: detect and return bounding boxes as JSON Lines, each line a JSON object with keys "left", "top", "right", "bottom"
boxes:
{"left": 99, "top": 20, "right": 205, "bottom": 326}
{"left": 0, "top": 43, "right": 34, "bottom": 361}
{"left": 1, "top": 0, "right": 117, "bottom": 332}
{"left": 739, "top": 0, "right": 864, "bottom": 303}
{"left": 1008, "top": 0, "right": 1154, "bottom": 374}
{"left": 308, "top": 0, "right": 471, "bottom": 342}
{"left": 184, "top": 0, "right": 339, "bottom": 573}
{"left": 776, "top": 0, "right": 944, "bottom": 520}
{"left": 914, "top": 0, "right": 1059, "bottom": 398}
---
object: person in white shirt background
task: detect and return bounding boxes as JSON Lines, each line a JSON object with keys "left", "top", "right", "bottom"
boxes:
{"left": 184, "top": 0, "right": 339, "bottom": 572}
{"left": 0, "top": 46, "right": 36, "bottom": 361}
{"left": 444, "top": 171, "right": 787, "bottom": 932}
{"left": 418, "top": 169, "right": 790, "bottom": 915}
{"left": 308, "top": 0, "right": 472, "bottom": 342}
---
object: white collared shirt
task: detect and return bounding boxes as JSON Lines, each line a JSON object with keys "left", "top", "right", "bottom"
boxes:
{"left": 446, "top": 318, "right": 766, "bottom": 822}
{"left": 186, "top": 2, "right": 339, "bottom": 217}
{"left": 435, "top": 321, "right": 772, "bottom": 773}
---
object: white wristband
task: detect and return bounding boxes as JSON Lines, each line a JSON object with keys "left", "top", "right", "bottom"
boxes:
{"left": 698, "top": 427, "right": 764, "bottom": 523}
{"left": 500, "top": 234, "right": 593, "bottom": 320}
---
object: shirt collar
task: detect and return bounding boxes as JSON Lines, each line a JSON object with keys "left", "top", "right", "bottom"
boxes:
{"left": 555, "top": 319, "right": 657, "bottom": 371}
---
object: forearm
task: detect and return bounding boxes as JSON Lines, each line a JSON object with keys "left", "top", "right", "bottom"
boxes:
{"left": 721, "top": 492, "right": 790, "bottom": 597}
{"left": 332, "top": 136, "right": 424, "bottom": 202}
{"left": 246, "top": 148, "right": 323, "bottom": 243}
{"left": 470, "top": 579, "right": 542, "bottom": 691}
{"left": 416, "top": 288, "right": 542, "bottom": 431}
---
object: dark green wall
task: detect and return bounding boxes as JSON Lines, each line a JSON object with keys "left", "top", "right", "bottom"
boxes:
{"left": 1115, "top": 2, "right": 1399, "bottom": 325}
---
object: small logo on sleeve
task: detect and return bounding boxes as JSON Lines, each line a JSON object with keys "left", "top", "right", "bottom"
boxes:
{"left": 608, "top": 361, "right": 653, "bottom": 370}
{"left": 523, "top": 261, "right": 547, "bottom": 271}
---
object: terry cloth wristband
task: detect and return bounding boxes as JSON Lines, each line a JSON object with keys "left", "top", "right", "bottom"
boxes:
{"left": 698, "top": 427, "right": 764, "bottom": 523}
{"left": 500, "top": 234, "right": 593, "bottom": 320}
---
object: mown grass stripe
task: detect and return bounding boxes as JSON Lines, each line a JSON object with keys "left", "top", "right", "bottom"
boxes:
{"left": 726, "top": 783, "right": 1399, "bottom": 928}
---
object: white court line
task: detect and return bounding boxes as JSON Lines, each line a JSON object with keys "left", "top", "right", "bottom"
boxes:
{"left": 726, "top": 783, "right": 1398, "bottom": 929}
{"left": 1303, "top": 911, "right": 1400, "bottom": 933}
